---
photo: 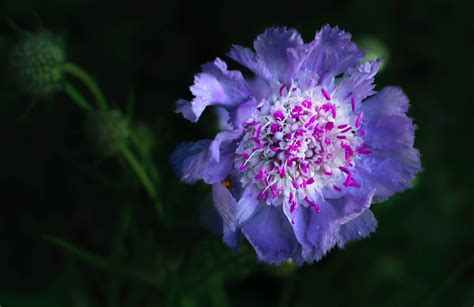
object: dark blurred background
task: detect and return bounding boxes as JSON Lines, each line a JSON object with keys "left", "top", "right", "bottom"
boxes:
{"left": 0, "top": 0, "right": 473, "bottom": 306}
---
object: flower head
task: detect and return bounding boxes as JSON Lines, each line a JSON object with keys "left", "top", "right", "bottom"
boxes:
{"left": 10, "top": 31, "right": 66, "bottom": 97}
{"left": 84, "top": 110, "right": 130, "bottom": 156}
{"left": 172, "top": 25, "right": 422, "bottom": 264}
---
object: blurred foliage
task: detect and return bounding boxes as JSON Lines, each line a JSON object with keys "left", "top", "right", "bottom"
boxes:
{"left": 0, "top": 0, "right": 473, "bottom": 306}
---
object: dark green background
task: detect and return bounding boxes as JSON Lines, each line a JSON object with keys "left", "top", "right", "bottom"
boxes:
{"left": 0, "top": 0, "right": 472, "bottom": 306}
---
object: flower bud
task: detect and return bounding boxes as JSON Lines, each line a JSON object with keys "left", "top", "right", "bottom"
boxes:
{"left": 10, "top": 31, "right": 66, "bottom": 97}
{"left": 84, "top": 110, "right": 130, "bottom": 156}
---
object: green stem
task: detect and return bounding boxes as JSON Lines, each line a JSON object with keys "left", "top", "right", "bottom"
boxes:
{"left": 44, "top": 235, "right": 163, "bottom": 290}
{"left": 64, "top": 82, "right": 94, "bottom": 112}
{"left": 64, "top": 62, "right": 108, "bottom": 110}
{"left": 120, "top": 146, "right": 162, "bottom": 214}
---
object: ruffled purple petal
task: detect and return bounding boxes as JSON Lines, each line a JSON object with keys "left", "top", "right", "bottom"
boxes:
{"left": 212, "top": 183, "right": 238, "bottom": 232}
{"left": 228, "top": 27, "right": 303, "bottom": 83}
{"left": 212, "top": 182, "right": 240, "bottom": 249}
{"left": 214, "top": 106, "right": 232, "bottom": 130}
{"left": 296, "top": 25, "right": 364, "bottom": 82}
{"left": 288, "top": 188, "right": 375, "bottom": 262}
{"left": 229, "top": 97, "right": 258, "bottom": 128}
{"left": 357, "top": 87, "right": 422, "bottom": 201}
{"left": 334, "top": 59, "right": 381, "bottom": 102}
{"left": 337, "top": 209, "right": 377, "bottom": 247}
{"left": 361, "top": 86, "right": 409, "bottom": 119}
{"left": 241, "top": 204, "right": 298, "bottom": 264}
{"left": 227, "top": 45, "right": 273, "bottom": 81}
{"left": 210, "top": 129, "right": 243, "bottom": 162}
{"left": 170, "top": 139, "right": 234, "bottom": 184}
{"left": 176, "top": 58, "right": 251, "bottom": 122}
{"left": 236, "top": 184, "right": 260, "bottom": 224}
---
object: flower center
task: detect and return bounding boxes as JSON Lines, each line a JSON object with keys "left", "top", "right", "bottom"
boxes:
{"left": 236, "top": 82, "right": 371, "bottom": 215}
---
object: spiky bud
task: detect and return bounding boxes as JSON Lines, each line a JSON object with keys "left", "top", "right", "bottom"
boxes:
{"left": 10, "top": 31, "right": 66, "bottom": 97}
{"left": 84, "top": 110, "right": 130, "bottom": 156}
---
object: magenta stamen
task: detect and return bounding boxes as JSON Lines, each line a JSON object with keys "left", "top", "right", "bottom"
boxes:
{"left": 340, "top": 127, "right": 352, "bottom": 134}
{"left": 351, "top": 97, "right": 356, "bottom": 112}
{"left": 325, "top": 121, "right": 334, "bottom": 131}
{"left": 325, "top": 137, "right": 331, "bottom": 145}
{"left": 306, "top": 178, "right": 315, "bottom": 185}
{"left": 321, "top": 103, "right": 331, "bottom": 112}
{"left": 302, "top": 100, "right": 312, "bottom": 108}
{"left": 271, "top": 123, "right": 282, "bottom": 133}
{"left": 338, "top": 124, "right": 348, "bottom": 129}
{"left": 239, "top": 163, "right": 248, "bottom": 171}
{"left": 305, "top": 115, "right": 318, "bottom": 128}
{"left": 269, "top": 145, "right": 280, "bottom": 152}
{"left": 245, "top": 121, "right": 260, "bottom": 127}
{"left": 333, "top": 185, "right": 342, "bottom": 192}
{"left": 339, "top": 166, "right": 351, "bottom": 174}
{"left": 304, "top": 196, "right": 320, "bottom": 213}
{"left": 257, "top": 190, "right": 268, "bottom": 201}
{"left": 356, "top": 145, "right": 373, "bottom": 155}
{"left": 273, "top": 110, "right": 284, "bottom": 121}
{"left": 344, "top": 175, "right": 360, "bottom": 188}
{"left": 321, "top": 88, "right": 331, "bottom": 100}
{"left": 336, "top": 135, "right": 347, "bottom": 139}
{"left": 292, "top": 180, "right": 299, "bottom": 189}
{"left": 289, "top": 193, "right": 296, "bottom": 213}
{"left": 355, "top": 112, "right": 364, "bottom": 128}
{"left": 359, "top": 130, "right": 366, "bottom": 136}
{"left": 242, "top": 153, "right": 250, "bottom": 159}
{"left": 331, "top": 105, "right": 336, "bottom": 119}
{"left": 279, "top": 83, "right": 286, "bottom": 96}
{"left": 256, "top": 124, "right": 263, "bottom": 139}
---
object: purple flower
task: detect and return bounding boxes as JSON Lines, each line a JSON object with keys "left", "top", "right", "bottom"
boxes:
{"left": 172, "top": 25, "right": 422, "bottom": 264}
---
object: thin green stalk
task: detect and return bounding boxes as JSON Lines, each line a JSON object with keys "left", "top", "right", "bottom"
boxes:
{"left": 64, "top": 82, "right": 94, "bottom": 112}
{"left": 44, "top": 235, "right": 163, "bottom": 290}
{"left": 64, "top": 62, "right": 108, "bottom": 110}
{"left": 120, "top": 146, "right": 162, "bottom": 215}
{"left": 108, "top": 205, "right": 133, "bottom": 307}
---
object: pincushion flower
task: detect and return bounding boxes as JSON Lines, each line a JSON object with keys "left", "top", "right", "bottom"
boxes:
{"left": 171, "top": 25, "right": 422, "bottom": 264}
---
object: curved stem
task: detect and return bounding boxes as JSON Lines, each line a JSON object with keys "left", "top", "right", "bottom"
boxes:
{"left": 64, "top": 82, "right": 94, "bottom": 112}
{"left": 63, "top": 62, "right": 108, "bottom": 111}
{"left": 120, "top": 146, "right": 162, "bottom": 215}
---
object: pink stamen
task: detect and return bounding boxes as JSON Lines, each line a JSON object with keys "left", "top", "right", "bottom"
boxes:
{"left": 331, "top": 105, "right": 336, "bottom": 119}
{"left": 302, "top": 100, "right": 312, "bottom": 108}
{"left": 333, "top": 185, "right": 342, "bottom": 192}
{"left": 239, "top": 163, "right": 248, "bottom": 171}
{"left": 245, "top": 121, "right": 259, "bottom": 127}
{"left": 321, "top": 88, "right": 331, "bottom": 100}
{"left": 325, "top": 121, "right": 334, "bottom": 131}
{"left": 256, "top": 124, "right": 263, "bottom": 139}
{"left": 271, "top": 123, "right": 282, "bottom": 133}
{"left": 340, "top": 127, "right": 352, "bottom": 134}
{"left": 292, "top": 180, "right": 299, "bottom": 189}
{"left": 356, "top": 145, "right": 373, "bottom": 155}
{"left": 305, "top": 115, "right": 318, "bottom": 128}
{"left": 269, "top": 145, "right": 280, "bottom": 152}
{"left": 242, "top": 153, "right": 250, "bottom": 159}
{"left": 338, "top": 124, "right": 348, "bottom": 129}
{"left": 273, "top": 110, "right": 284, "bottom": 121}
{"left": 279, "top": 83, "right": 286, "bottom": 96}
{"left": 257, "top": 190, "right": 268, "bottom": 201}
{"left": 344, "top": 175, "right": 360, "bottom": 188}
{"left": 351, "top": 97, "right": 356, "bottom": 112}
{"left": 359, "top": 130, "right": 366, "bottom": 136}
{"left": 306, "top": 178, "right": 315, "bottom": 185}
{"left": 339, "top": 166, "right": 351, "bottom": 174}
{"left": 336, "top": 135, "right": 347, "bottom": 139}
{"left": 304, "top": 196, "right": 320, "bottom": 213}
{"left": 355, "top": 112, "right": 364, "bottom": 128}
